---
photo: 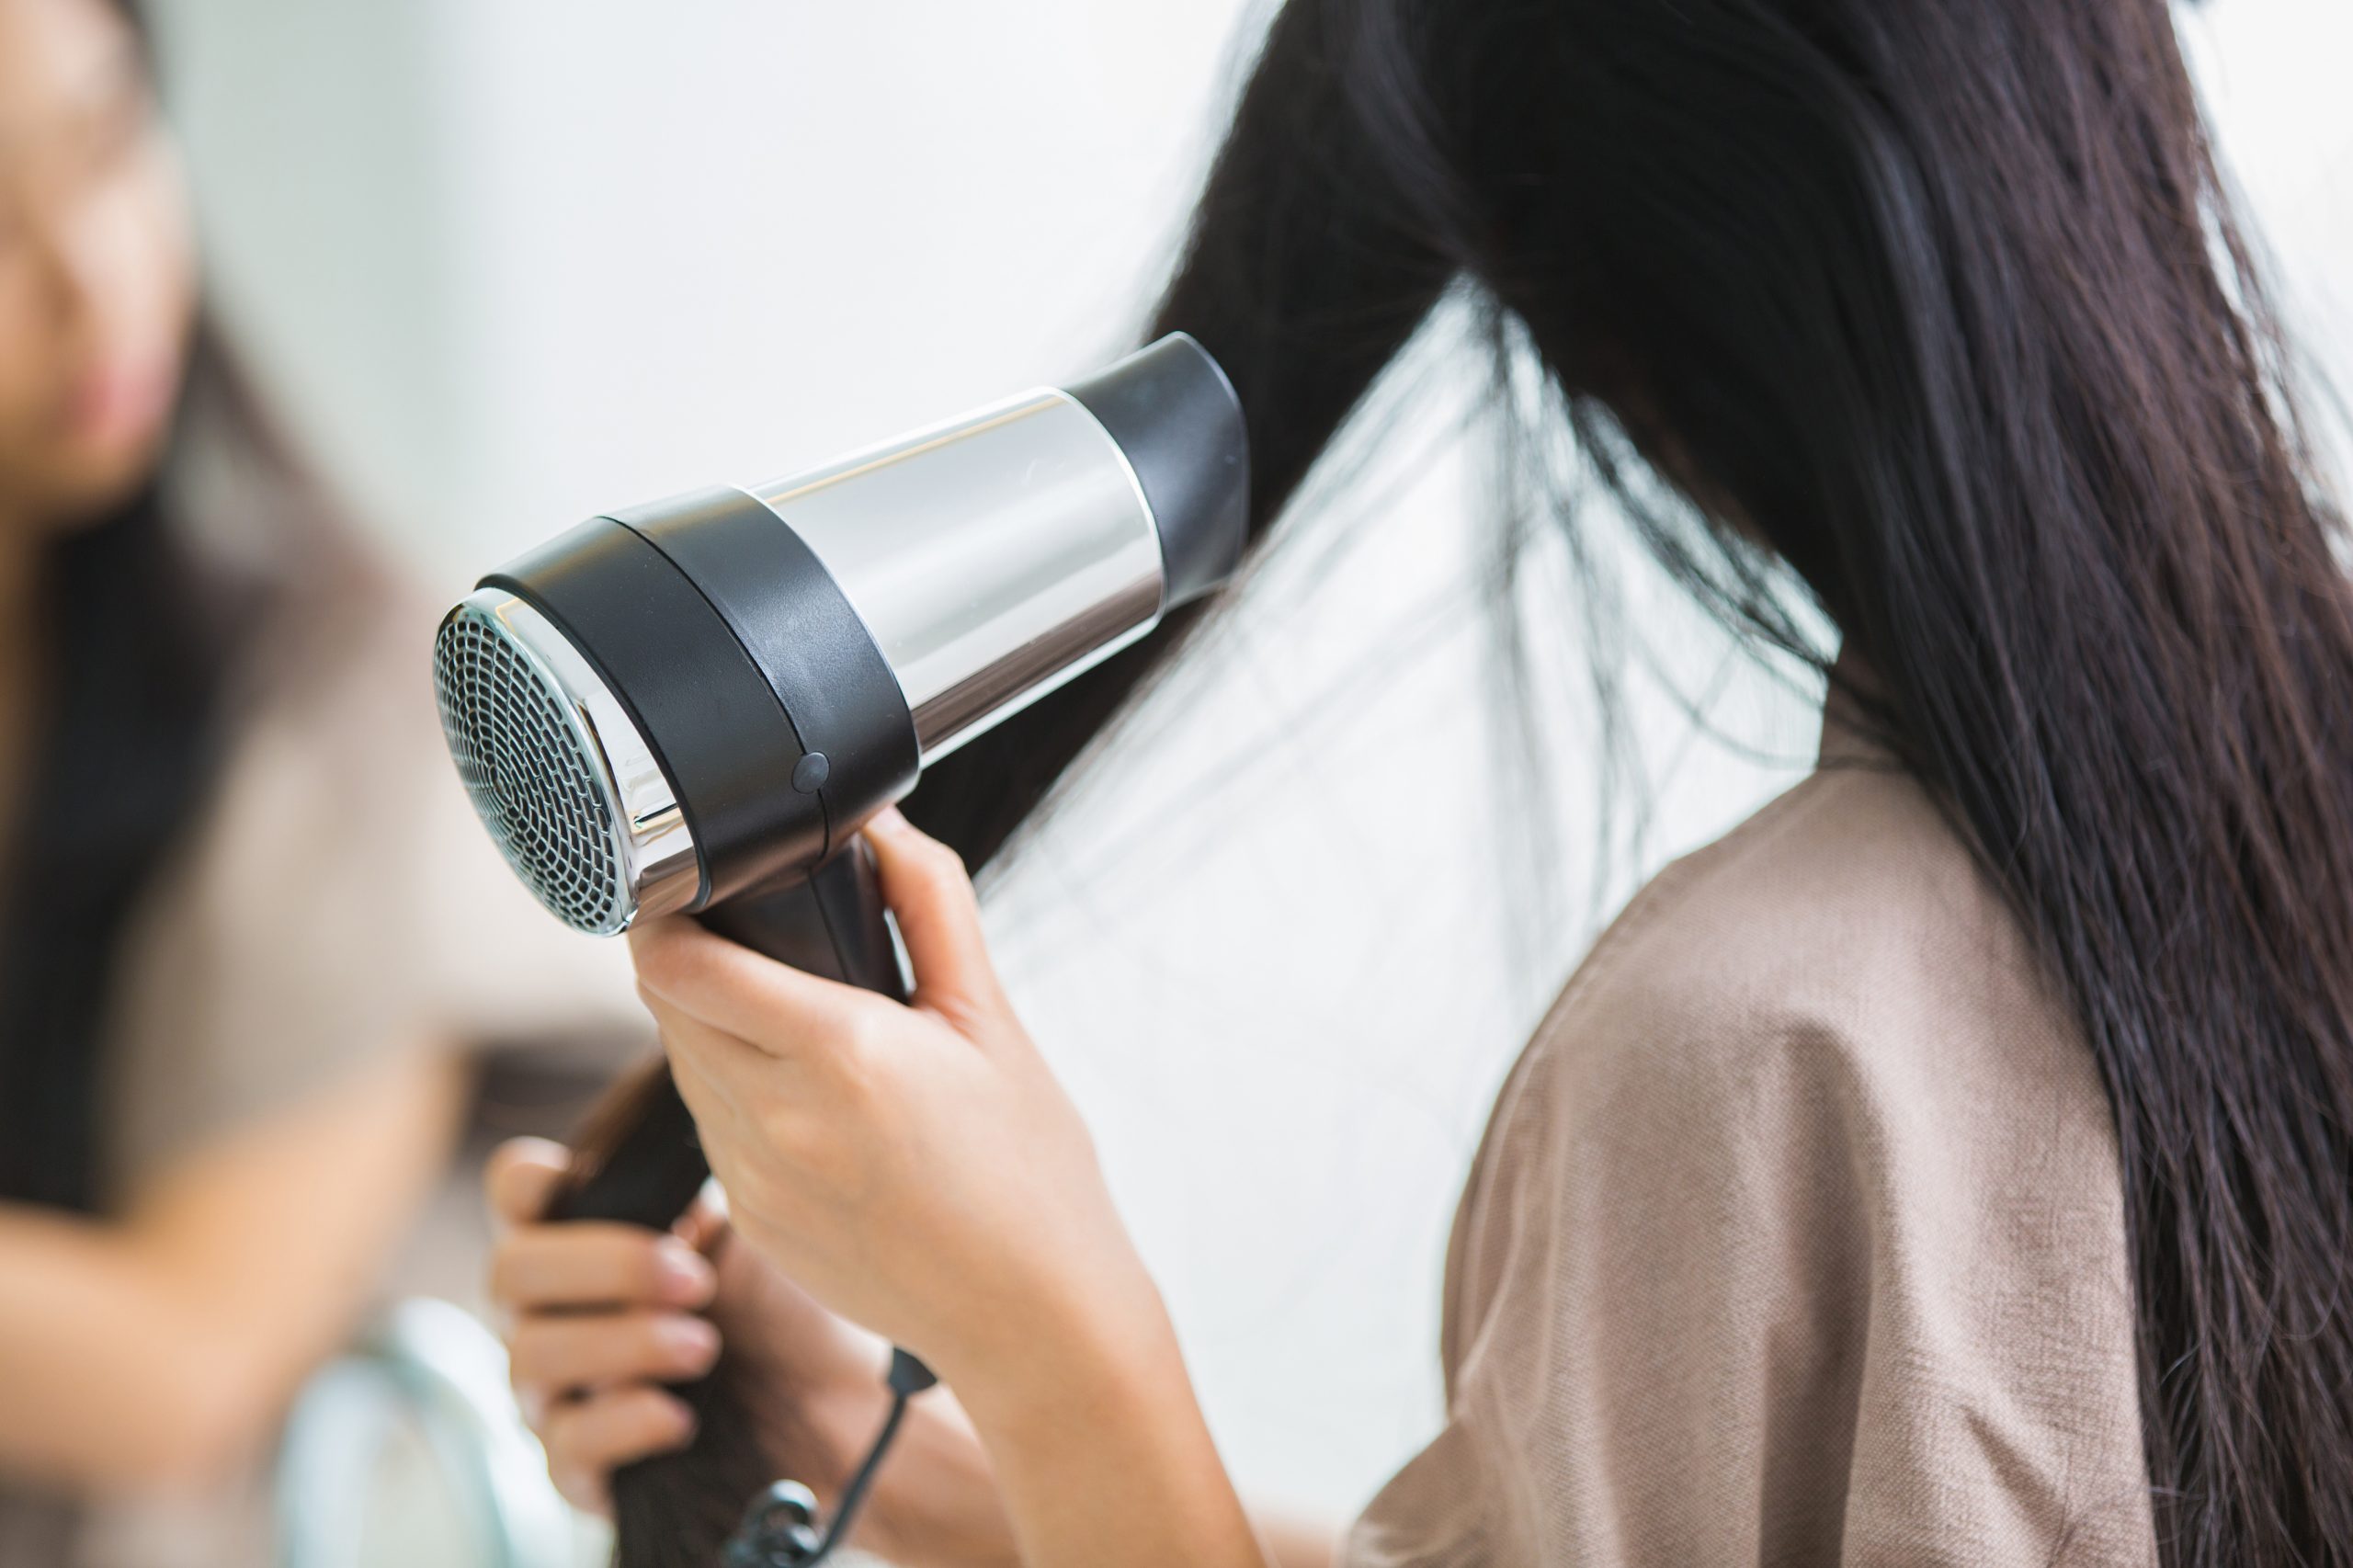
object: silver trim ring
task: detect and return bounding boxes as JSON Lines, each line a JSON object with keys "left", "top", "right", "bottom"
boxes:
{"left": 433, "top": 590, "right": 700, "bottom": 935}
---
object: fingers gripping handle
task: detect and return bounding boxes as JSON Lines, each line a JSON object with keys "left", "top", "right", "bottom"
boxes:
{"left": 549, "top": 841, "right": 906, "bottom": 1227}
{"left": 548, "top": 841, "right": 934, "bottom": 1567}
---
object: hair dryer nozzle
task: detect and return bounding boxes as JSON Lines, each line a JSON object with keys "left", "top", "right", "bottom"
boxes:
{"left": 434, "top": 590, "right": 702, "bottom": 936}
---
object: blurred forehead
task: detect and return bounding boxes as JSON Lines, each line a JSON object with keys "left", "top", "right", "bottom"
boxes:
{"left": 0, "top": 0, "right": 140, "bottom": 151}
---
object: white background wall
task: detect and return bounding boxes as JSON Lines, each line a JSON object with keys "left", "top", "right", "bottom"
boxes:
{"left": 148, "top": 0, "right": 2353, "bottom": 1526}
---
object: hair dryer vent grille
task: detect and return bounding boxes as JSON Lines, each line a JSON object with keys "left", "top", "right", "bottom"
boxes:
{"left": 433, "top": 609, "right": 624, "bottom": 934}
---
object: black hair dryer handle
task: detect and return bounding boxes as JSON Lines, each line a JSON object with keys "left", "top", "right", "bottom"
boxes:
{"left": 700, "top": 838, "right": 908, "bottom": 1003}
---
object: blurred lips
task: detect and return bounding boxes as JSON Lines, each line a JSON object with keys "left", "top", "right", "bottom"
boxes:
{"left": 61, "top": 350, "right": 176, "bottom": 454}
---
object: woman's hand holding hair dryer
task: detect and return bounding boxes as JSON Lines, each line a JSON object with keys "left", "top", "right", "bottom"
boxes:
{"left": 485, "top": 1139, "right": 1016, "bottom": 1563}
{"left": 631, "top": 806, "right": 1169, "bottom": 1400}
{"left": 489, "top": 806, "right": 1289, "bottom": 1568}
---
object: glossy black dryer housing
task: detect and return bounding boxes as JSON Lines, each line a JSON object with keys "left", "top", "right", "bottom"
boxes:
{"left": 481, "top": 493, "right": 920, "bottom": 911}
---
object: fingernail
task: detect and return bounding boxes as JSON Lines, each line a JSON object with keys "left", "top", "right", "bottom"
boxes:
{"left": 870, "top": 805, "right": 908, "bottom": 832}
{"left": 654, "top": 1238, "right": 715, "bottom": 1302}
{"left": 663, "top": 1316, "right": 722, "bottom": 1368}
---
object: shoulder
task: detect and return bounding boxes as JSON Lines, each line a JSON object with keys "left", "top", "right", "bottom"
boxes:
{"left": 1421, "top": 757, "right": 2154, "bottom": 1562}
{"left": 1518, "top": 756, "right": 2097, "bottom": 1151}
{"left": 1475, "top": 757, "right": 2130, "bottom": 1290}
{"left": 1447, "top": 764, "right": 2001, "bottom": 1319}
{"left": 1505, "top": 752, "right": 2126, "bottom": 1263}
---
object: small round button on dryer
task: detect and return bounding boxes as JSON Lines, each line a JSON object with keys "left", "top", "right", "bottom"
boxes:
{"left": 790, "top": 752, "right": 831, "bottom": 793}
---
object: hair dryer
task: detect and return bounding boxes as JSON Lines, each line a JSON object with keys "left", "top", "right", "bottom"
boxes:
{"left": 431, "top": 333, "right": 1246, "bottom": 1563}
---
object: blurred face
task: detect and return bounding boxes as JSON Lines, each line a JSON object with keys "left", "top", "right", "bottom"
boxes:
{"left": 0, "top": 0, "right": 193, "bottom": 535}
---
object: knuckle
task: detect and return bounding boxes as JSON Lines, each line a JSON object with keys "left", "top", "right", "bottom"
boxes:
{"left": 828, "top": 1066, "right": 878, "bottom": 1125}
{"left": 633, "top": 925, "right": 705, "bottom": 997}
{"left": 838, "top": 1002, "right": 900, "bottom": 1074}
{"left": 923, "top": 837, "right": 971, "bottom": 887}
{"left": 631, "top": 929, "right": 678, "bottom": 990}
{"left": 797, "top": 1027, "right": 871, "bottom": 1111}
{"left": 485, "top": 1245, "right": 525, "bottom": 1309}
{"left": 830, "top": 1017, "right": 881, "bottom": 1090}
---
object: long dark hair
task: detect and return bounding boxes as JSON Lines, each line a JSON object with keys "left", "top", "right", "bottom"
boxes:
{"left": 929, "top": 0, "right": 2352, "bottom": 1562}
{"left": 613, "top": 0, "right": 2353, "bottom": 1562}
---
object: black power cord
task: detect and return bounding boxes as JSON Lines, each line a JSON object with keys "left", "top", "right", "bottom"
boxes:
{"left": 722, "top": 1348, "right": 938, "bottom": 1566}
